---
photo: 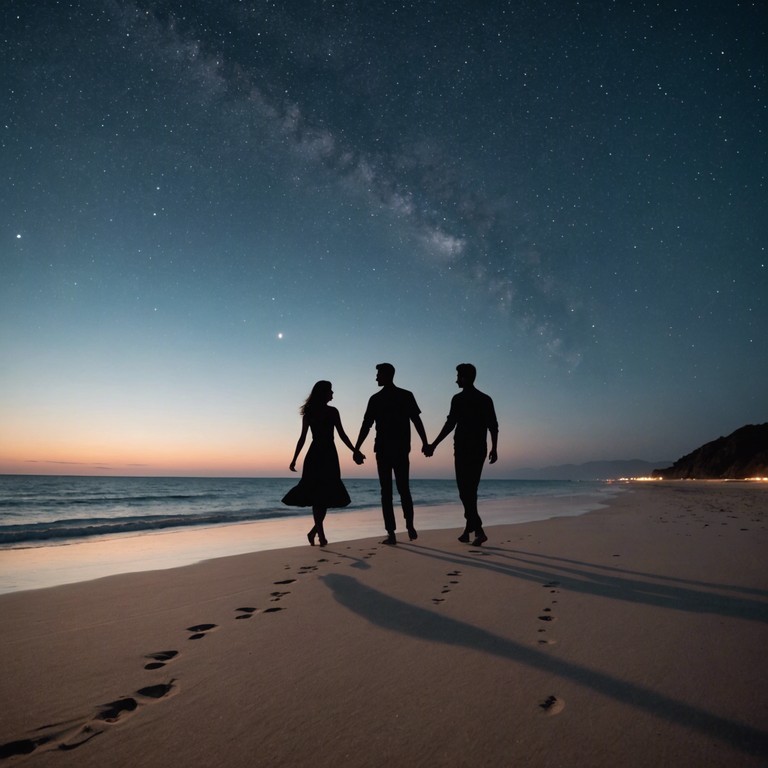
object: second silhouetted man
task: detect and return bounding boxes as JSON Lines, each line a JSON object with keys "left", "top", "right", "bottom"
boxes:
{"left": 424, "top": 363, "right": 498, "bottom": 546}
{"left": 354, "top": 363, "right": 429, "bottom": 545}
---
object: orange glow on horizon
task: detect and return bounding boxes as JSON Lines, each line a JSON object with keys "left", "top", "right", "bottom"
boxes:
{"left": 0, "top": 439, "right": 456, "bottom": 478}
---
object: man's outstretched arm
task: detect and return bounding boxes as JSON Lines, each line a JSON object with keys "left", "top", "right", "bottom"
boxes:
{"left": 354, "top": 405, "right": 374, "bottom": 452}
{"left": 424, "top": 402, "right": 457, "bottom": 456}
{"left": 488, "top": 398, "right": 499, "bottom": 463}
{"left": 411, "top": 413, "right": 430, "bottom": 452}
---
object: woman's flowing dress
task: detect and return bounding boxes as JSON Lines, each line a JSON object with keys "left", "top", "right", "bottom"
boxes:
{"left": 282, "top": 410, "right": 351, "bottom": 508}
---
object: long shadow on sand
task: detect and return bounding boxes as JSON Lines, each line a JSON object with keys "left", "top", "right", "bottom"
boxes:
{"left": 401, "top": 544, "right": 768, "bottom": 624}
{"left": 321, "top": 573, "right": 768, "bottom": 760}
{"left": 502, "top": 547, "right": 768, "bottom": 599}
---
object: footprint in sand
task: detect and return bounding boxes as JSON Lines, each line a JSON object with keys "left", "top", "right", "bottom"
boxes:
{"left": 0, "top": 681, "right": 176, "bottom": 758}
{"left": 94, "top": 697, "right": 137, "bottom": 723}
{"left": 78, "top": 682, "right": 177, "bottom": 738}
{"left": 187, "top": 623, "right": 217, "bottom": 640}
{"left": 263, "top": 606, "right": 285, "bottom": 613}
{"left": 0, "top": 738, "right": 42, "bottom": 759}
{"left": 274, "top": 579, "right": 297, "bottom": 585}
{"left": 144, "top": 650, "right": 178, "bottom": 669}
{"left": 235, "top": 607, "right": 257, "bottom": 620}
{"left": 539, "top": 695, "right": 565, "bottom": 715}
{"left": 135, "top": 682, "right": 175, "bottom": 701}
{"left": 537, "top": 585, "right": 560, "bottom": 644}
{"left": 270, "top": 591, "right": 290, "bottom": 602}
{"left": 431, "top": 570, "right": 463, "bottom": 605}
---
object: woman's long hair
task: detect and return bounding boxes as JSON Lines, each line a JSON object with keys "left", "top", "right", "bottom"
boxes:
{"left": 300, "top": 380, "right": 332, "bottom": 417}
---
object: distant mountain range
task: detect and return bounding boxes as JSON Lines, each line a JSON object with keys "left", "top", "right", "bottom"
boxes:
{"left": 509, "top": 460, "right": 669, "bottom": 481}
{"left": 652, "top": 423, "right": 768, "bottom": 479}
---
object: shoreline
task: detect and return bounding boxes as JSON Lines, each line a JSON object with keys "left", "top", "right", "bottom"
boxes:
{"left": 0, "top": 487, "right": 618, "bottom": 594}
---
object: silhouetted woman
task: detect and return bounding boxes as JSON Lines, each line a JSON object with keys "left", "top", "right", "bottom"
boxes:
{"left": 282, "top": 381, "right": 363, "bottom": 546}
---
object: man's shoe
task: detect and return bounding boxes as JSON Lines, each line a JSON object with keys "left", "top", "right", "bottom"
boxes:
{"left": 471, "top": 532, "right": 488, "bottom": 547}
{"left": 382, "top": 534, "right": 397, "bottom": 546}
{"left": 458, "top": 529, "right": 473, "bottom": 543}
{"left": 407, "top": 526, "right": 418, "bottom": 541}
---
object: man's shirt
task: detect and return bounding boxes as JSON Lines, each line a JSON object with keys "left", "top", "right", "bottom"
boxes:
{"left": 446, "top": 388, "right": 498, "bottom": 451}
{"left": 362, "top": 385, "right": 421, "bottom": 455}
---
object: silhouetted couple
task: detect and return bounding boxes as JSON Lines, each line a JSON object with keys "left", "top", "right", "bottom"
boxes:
{"left": 282, "top": 363, "right": 498, "bottom": 548}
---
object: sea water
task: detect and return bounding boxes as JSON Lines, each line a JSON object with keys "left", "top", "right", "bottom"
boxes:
{"left": 0, "top": 475, "right": 613, "bottom": 549}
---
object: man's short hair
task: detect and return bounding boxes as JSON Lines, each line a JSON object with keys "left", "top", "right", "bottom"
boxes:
{"left": 376, "top": 362, "right": 396, "bottom": 378}
{"left": 456, "top": 363, "right": 476, "bottom": 383}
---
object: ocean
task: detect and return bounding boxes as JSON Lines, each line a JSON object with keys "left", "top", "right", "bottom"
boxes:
{"left": 0, "top": 475, "right": 615, "bottom": 549}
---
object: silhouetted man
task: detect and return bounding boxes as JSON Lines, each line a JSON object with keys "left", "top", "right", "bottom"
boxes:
{"left": 354, "top": 363, "right": 429, "bottom": 545}
{"left": 424, "top": 363, "right": 498, "bottom": 546}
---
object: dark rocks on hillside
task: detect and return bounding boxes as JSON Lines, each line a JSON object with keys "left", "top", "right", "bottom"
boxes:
{"left": 652, "top": 423, "right": 768, "bottom": 479}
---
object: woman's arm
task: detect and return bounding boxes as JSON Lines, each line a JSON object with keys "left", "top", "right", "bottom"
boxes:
{"left": 332, "top": 408, "right": 364, "bottom": 461}
{"left": 289, "top": 414, "right": 310, "bottom": 471}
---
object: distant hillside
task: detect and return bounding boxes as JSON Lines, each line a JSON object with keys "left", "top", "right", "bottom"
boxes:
{"left": 652, "top": 423, "right": 768, "bottom": 479}
{"left": 509, "top": 460, "right": 670, "bottom": 481}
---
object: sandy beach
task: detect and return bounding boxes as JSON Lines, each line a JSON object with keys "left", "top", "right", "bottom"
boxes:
{"left": 0, "top": 481, "right": 766, "bottom": 767}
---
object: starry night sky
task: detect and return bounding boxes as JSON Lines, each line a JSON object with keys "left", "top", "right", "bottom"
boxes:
{"left": 2, "top": 0, "right": 766, "bottom": 477}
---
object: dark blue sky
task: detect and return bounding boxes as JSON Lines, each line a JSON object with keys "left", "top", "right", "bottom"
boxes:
{"left": 1, "top": 0, "right": 766, "bottom": 476}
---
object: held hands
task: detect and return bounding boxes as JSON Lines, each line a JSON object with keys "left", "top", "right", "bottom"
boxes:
{"left": 421, "top": 443, "right": 495, "bottom": 462}
{"left": 352, "top": 449, "right": 366, "bottom": 465}
{"left": 289, "top": 461, "right": 297, "bottom": 472}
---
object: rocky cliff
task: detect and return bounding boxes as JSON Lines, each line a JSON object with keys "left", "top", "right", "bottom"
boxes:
{"left": 653, "top": 423, "right": 768, "bottom": 479}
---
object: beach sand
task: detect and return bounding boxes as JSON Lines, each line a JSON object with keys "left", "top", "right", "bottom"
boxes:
{"left": 0, "top": 482, "right": 766, "bottom": 767}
